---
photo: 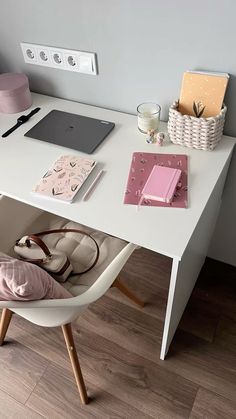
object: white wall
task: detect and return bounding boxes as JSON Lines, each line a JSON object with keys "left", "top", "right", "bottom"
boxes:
{"left": 0, "top": 0, "right": 235, "bottom": 265}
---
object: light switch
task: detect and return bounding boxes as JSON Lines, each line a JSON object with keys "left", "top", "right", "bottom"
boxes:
{"left": 78, "top": 54, "right": 96, "bottom": 75}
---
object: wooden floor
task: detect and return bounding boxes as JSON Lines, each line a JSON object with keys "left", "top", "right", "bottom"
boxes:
{"left": 0, "top": 249, "right": 236, "bottom": 418}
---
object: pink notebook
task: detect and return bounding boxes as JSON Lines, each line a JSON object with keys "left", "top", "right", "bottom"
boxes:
{"left": 139, "top": 165, "right": 182, "bottom": 205}
{"left": 33, "top": 155, "right": 96, "bottom": 203}
{"left": 124, "top": 152, "right": 188, "bottom": 208}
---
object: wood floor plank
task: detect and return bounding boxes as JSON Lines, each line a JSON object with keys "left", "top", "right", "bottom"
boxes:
{"left": 7, "top": 315, "right": 71, "bottom": 370}
{"left": 0, "top": 338, "right": 50, "bottom": 404}
{"left": 13, "top": 317, "right": 197, "bottom": 418}
{"left": 27, "top": 362, "right": 152, "bottom": 419}
{"left": 122, "top": 248, "right": 172, "bottom": 292}
{"left": 6, "top": 314, "right": 197, "bottom": 418}
{"left": 8, "top": 295, "right": 163, "bottom": 367}
{"left": 189, "top": 387, "right": 236, "bottom": 419}
{"left": 163, "top": 329, "right": 236, "bottom": 403}
{"left": 108, "top": 247, "right": 171, "bottom": 321}
{"left": 214, "top": 315, "right": 236, "bottom": 351}
{"left": 108, "top": 278, "right": 168, "bottom": 322}
{"left": 0, "top": 388, "right": 43, "bottom": 419}
{"left": 178, "top": 297, "right": 220, "bottom": 342}
{"left": 79, "top": 294, "right": 163, "bottom": 362}
{"left": 72, "top": 326, "right": 198, "bottom": 419}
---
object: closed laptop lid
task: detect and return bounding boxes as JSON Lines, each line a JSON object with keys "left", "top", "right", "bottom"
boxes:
{"left": 24, "top": 109, "right": 115, "bottom": 154}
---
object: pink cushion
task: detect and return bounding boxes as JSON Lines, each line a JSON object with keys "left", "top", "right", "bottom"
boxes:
{"left": 0, "top": 255, "right": 72, "bottom": 301}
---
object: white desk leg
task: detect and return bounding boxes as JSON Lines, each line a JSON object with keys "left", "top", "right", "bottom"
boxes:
{"left": 160, "top": 257, "right": 180, "bottom": 360}
{"left": 160, "top": 156, "right": 232, "bottom": 360}
{"left": 160, "top": 250, "right": 206, "bottom": 360}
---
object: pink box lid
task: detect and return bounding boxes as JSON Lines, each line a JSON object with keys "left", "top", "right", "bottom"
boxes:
{"left": 0, "top": 73, "right": 29, "bottom": 98}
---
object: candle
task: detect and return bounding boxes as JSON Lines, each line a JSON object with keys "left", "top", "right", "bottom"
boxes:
{"left": 137, "top": 103, "right": 161, "bottom": 134}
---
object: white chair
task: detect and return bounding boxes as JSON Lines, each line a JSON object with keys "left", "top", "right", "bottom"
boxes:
{"left": 0, "top": 197, "right": 142, "bottom": 404}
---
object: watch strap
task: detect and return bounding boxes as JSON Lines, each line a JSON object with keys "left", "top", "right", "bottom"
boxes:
{"left": 27, "top": 107, "right": 40, "bottom": 119}
{"left": 2, "top": 122, "right": 22, "bottom": 138}
{"left": 1, "top": 107, "right": 41, "bottom": 138}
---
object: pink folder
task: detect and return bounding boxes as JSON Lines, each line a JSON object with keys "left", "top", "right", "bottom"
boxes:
{"left": 124, "top": 152, "right": 188, "bottom": 208}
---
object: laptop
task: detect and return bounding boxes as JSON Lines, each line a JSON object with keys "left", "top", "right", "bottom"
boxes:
{"left": 24, "top": 109, "right": 115, "bottom": 154}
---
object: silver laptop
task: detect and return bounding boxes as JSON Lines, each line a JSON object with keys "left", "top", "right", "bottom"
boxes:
{"left": 24, "top": 109, "right": 115, "bottom": 154}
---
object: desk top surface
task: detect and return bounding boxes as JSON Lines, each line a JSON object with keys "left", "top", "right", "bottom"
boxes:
{"left": 0, "top": 93, "right": 235, "bottom": 259}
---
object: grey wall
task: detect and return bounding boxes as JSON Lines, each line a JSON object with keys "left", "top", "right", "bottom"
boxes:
{"left": 0, "top": 0, "right": 235, "bottom": 265}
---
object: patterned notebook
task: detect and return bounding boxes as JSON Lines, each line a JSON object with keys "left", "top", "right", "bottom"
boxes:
{"left": 124, "top": 152, "right": 188, "bottom": 208}
{"left": 139, "top": 165, "right": 182, "bottom": 204}
{"left": 33, "top": 155, "right": 96, "bottom": 202}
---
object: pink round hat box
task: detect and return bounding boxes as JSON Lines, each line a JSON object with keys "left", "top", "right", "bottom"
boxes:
{"left": 0, "top": 73, "right": 32, "bottom": 113}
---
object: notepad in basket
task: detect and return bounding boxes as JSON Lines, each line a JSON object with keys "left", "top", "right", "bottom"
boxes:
{"left": 138, "top": 165, "right": 182, "bottom": 206}
{"left": 179, "top": 70, "right": 229, "bottom": 117}
{"left": 33, "top": 155, "right": 96, "bottom": 203}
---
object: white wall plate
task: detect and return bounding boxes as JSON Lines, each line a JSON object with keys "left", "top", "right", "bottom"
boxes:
{"left": 20, "top": 43, "right": 98, "bottom": 75}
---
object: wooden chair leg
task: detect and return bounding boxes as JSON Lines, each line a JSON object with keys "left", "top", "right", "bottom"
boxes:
{"left": 112, "top": 278, "right": 145, "bottom": 307}
{"left": 61, "top": 323, "right": 88, "bottom": 405}
{"left": 0, "top": 308, "right": 13, "bottom": 346}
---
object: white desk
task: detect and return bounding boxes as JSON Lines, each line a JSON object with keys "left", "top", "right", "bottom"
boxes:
{"left": 0, "top": 93, "right": 235, "bottom": 359}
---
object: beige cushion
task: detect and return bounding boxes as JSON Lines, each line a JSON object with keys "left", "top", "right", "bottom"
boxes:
{"left": 22, "top": 212, "right": 127, "bottom": 297}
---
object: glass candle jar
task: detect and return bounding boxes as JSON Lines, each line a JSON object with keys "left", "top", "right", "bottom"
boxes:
{"left": 137, "top": 102, "right": 161, "bottom": 134}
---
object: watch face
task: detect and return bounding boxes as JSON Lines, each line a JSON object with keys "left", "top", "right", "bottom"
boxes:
{"left": 17, "top": 115, "right": 28, "bottom": 123}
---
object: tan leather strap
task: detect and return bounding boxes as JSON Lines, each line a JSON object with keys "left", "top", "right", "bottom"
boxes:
{"left": 17, "top": 243, "right": 71, "bottom": 276}
{"left": 32, "top": 228, "right": 100, "bottom": 274}
{"left": 53, "top": 257, "right": 71, "bottom": 276}
{"left": 15, "top": 235, "right": 52, "bottom": 264}
{"left": 15, "top": 228, "right": 100, "bottom": 275}
{"left": 27, "top": 235, "right": 52, "bottom": 259}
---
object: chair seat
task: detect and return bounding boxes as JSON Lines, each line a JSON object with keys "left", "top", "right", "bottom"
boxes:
{"left": 21, "top": 212, "right": 127, "bottom": 297}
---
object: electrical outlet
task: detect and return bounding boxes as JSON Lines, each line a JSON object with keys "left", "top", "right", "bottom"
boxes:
{"left": 50, "top": 49, "right": 64, "bottom": 67}
{"left": 63, "top": 49, "right": 97, "bottom": 74}
{"left": 21, "top": 43, "right": 98, "bottom": 75}
{"left": 21, "top": 43, "right": 38, "bottom": 64}
{"left": 36, "top": 46, "right": 51, "bottom": 66}
{"left": 64, "top": 52, "right": 78, "bottom": 71}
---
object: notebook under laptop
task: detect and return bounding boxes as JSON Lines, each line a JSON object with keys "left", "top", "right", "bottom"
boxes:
{"left": 24, "top": 109, "right": 115, "bottom": 154}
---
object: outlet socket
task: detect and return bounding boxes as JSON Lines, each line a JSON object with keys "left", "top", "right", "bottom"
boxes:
{"left": 50, "top": 49, "right": 64, "bottom": 67}
{"left": 36, "top": 46, "right": 51, "bottom": 66}
{"left": 21, "top": 43, "right": 38, "bottom": 64}
{"left": 21, "top": 43, "right": 98, "bottom": 75}
{"left": 64, "top": 52, "right": 78, "bottom": 71}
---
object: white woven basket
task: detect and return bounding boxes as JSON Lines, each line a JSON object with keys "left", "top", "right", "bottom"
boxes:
{"left": 168, "top": 101, "right": 227, "bottom": 151}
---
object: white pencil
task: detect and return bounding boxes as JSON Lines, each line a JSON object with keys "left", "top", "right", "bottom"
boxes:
{"left": 82, "top": 170, "right": 104, "bottom": 201}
